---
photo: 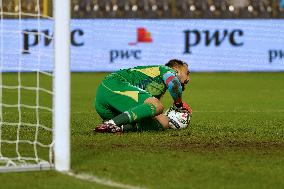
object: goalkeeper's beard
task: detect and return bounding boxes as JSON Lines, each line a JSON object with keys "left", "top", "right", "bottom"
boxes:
{"left": 182, "top": 84, "right": 185, "bottom": 91}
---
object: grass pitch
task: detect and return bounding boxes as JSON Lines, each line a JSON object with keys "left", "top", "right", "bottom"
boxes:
{"left": 0, "top": 72, "right": 284, "bottom": 189}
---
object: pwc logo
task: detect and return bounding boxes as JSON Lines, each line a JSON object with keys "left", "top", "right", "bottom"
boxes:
{"left": 110, "top": 27, "right": 152, "bottom": 63}
{"left": 22, "top": 29, "right": 84, "bottom": 54}
{"left": 129, "top": 28, "right": 153, "bottom": 46}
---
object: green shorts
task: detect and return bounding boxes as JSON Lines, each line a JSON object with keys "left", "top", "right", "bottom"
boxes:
{"left": 94, "top": 74, "right": 163, "bottom": 131}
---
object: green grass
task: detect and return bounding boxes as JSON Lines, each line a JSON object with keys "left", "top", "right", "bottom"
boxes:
{"left": 0, "top": 72, "right": 284, "bottom": 189}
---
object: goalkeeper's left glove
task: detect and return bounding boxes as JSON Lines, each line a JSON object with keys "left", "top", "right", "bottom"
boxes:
{"left": 174, "top": 102, "right": 192, "bottom": 115}
{"left": 181, "top": 102, "right": 192, "bottom": 115}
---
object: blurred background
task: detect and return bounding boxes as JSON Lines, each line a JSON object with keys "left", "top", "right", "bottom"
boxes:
{"left": 1, "top": 0, "right": 284, "bottom": 72}
{"left": 1, "top": 0, "right": 284, "bottom": 19}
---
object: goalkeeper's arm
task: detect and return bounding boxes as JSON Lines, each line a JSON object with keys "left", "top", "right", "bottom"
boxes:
{"left": 162, "top": 72, "right": 183, "bottom": 107}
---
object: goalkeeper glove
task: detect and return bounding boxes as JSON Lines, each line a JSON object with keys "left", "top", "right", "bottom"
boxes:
{"left": 174, "top": 102, "right": 192, "bottom": 115}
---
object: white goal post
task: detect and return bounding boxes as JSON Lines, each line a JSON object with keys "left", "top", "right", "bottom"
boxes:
{"left": 0, "top": 0, "right": 70, "bottom": 172}
{"left": 53, "top": 0, "right": 70, "bottom": 172}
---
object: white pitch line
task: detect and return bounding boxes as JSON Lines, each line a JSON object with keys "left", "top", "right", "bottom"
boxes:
{"left": 65, "top": 171, "right": 148, "bottom": 189}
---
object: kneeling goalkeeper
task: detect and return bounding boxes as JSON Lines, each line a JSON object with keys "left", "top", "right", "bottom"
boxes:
{"left": 94, "top": 59, "right": 191, "bottom": 133}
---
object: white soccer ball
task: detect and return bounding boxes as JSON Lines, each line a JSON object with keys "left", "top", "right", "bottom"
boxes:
{"left": 165, "top": 107, "right": 191, "bottom": 129}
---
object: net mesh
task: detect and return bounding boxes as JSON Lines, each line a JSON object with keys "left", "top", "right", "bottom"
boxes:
{"left": 0, "top": 0, "right": 54, "bottom": 169}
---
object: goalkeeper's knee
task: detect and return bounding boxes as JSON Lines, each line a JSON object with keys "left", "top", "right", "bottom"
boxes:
{"left": 144, "top": 97, "right": 164, "bottom": 116}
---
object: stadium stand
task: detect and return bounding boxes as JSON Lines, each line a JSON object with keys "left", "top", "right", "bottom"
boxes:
{"left": 1, "top": 0, "right": 284, "bottom": 18}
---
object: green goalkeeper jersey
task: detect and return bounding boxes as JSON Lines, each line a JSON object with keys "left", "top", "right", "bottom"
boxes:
{"left": 113, "top": 65, "right": 177, "bottom": 99}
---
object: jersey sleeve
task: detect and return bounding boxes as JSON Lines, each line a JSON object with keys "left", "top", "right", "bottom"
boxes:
{"left": 162, "top": 71, "right": 182, "bottom": 104}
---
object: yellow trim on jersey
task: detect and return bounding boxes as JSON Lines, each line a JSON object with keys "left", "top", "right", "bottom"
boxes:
{"left": 102, "top": 81, "right": 141, "bottom": 102}
{"left": 113, "top": 91, "right": 139, "bottom": 102}
{"left": 131, "top": 67, "right": 160, "bottom": 78}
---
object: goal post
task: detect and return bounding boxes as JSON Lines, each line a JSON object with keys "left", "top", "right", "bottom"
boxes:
{"left": 0, "top": 0, "right": 70, "bottom": 172}
{"left": 53, "top": 0, "right": 71, "bottom": 172}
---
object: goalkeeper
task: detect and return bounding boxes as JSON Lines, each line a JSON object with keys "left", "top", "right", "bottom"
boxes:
{"left": 94, "top": 59, "right": 191, "bottom": 133}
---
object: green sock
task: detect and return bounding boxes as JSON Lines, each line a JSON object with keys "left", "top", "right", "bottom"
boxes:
{"left": 121, "top": 124, "right": 137, "bottom": 132}
{"left": 111, "top": 113, "right": 130, "bottom": 126}
{"left": 111, "top": 103, "right": 157, "bottom": 126}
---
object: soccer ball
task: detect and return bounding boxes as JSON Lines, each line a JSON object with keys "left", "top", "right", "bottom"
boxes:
{"left": 165, "top": 107, "right": 191, "bottom": 129}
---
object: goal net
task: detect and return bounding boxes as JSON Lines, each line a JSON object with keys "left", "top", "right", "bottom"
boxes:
{"left": 0, "top": 0, "right": 70, "bottom": 172}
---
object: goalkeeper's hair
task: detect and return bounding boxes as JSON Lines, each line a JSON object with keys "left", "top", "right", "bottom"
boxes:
{"left": 165, "top": 59, "right": 188, "bottom": 68}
